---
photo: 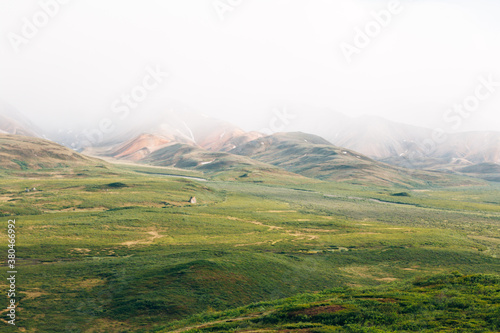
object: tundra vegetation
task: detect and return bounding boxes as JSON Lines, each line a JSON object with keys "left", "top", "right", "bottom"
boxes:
{"left": 0, "top": 160, "right": 499, "bottom": 332}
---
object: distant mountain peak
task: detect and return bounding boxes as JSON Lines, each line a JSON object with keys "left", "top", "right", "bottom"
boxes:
{"left": 0, "top": 103, "right": 43, "bottom": 138}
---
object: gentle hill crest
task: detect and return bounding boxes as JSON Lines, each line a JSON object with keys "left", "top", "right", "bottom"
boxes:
{"left": 141, "top": 142, "right": 309, "bottom": 182}
{"left": 230, "top": 132, "right": 469, "bottom": 187}
{"left": 0, "top": 134, "right": 104, "bottom": 170}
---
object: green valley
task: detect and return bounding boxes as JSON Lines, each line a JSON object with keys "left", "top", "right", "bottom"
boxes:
{"left": 1, "top": 148, "right": 499, "bottom": 331}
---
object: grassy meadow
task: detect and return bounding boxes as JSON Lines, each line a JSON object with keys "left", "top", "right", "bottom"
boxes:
{"left": 0, "top": 163, "right": 499, "bottom": 332}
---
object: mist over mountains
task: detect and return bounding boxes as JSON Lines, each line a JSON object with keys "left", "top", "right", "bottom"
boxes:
{"left": 0, "top": 102, "right": 43, "bottom": 138}
{"left": 1, "top": 102, "right": 498, "bottom": 183}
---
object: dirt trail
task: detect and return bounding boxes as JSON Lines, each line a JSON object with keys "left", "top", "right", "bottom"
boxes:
{"left": 226, "top": 216, "right": 282, "bottom": 231}
{"left": 225, "top": 216, "right": 318, "bottom": 242}
{"left": 121, "top": 229, "right": 164, "bottom": 247}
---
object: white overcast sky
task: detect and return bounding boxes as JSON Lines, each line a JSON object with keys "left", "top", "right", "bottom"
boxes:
{"left": 1, "top": 0, "right": 499, "bottom": 133}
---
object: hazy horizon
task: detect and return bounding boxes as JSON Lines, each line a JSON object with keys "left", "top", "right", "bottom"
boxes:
{"left": 2, "top": 0, "right": 500, "bottom": 135}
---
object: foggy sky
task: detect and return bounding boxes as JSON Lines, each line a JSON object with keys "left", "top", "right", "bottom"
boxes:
{"left": 1, "top": 0, "right": 500, "bottom": 134}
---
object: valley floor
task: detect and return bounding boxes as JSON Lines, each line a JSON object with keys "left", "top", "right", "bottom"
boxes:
{"left": 0, "top": 164, "right": 499, "bottom": 332}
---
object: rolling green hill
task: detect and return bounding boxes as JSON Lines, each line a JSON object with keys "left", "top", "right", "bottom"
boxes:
{"left": 230, "top": 132, "right": 470, "bottom": 187}
{"left": 0, "top": 134, "right": 104, "bottom": 170}
{"left": 141, "top": 142, "right": 311, "bottom": 183}
{"left": 458, "top": 162, "right": 500, "bottom": 182}
{"left": 154, "top": 273, "right": 500, "bottom": 333}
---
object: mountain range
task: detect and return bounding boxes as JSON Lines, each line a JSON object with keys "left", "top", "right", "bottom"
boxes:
{"left": 0, "top": 104, "right": 498, "bottom": 184}
{"left": 282, "top": 110, "right": 500, "bottom": 170}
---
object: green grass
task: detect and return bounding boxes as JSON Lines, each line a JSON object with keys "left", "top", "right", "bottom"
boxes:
{"left": 152, "top": 273, "right": 500, "bottom": 333}
{"left": 0, "top": 164, "right": 499, "bottom": 332}
{"left": 11, "top": 159, "right": 29, "bottom": 170}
